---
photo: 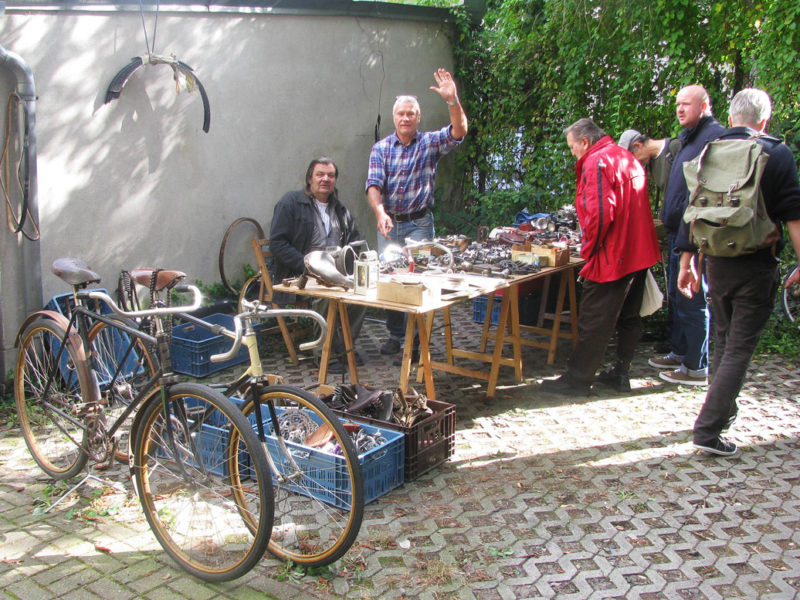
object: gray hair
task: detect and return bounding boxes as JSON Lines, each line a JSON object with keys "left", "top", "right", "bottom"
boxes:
{"left": 729, "top": 88, "right": 772, "bottom": 127}
{"left": 563, "top": 118, "right": 606, "bottom": 146}
{"left": 393, "top": 95, "right": 421, "bottom": 116}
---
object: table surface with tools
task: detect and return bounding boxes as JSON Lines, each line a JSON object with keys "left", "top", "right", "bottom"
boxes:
{"left": 274, "top": 256, "right": 585, "bottom": 400}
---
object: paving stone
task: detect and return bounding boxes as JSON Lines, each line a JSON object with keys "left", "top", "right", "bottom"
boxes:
{"left": 2, "top": 303, "right": 800, "bottom": 598}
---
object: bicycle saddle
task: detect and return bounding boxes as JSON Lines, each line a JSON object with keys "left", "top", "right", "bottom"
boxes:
{"left": 51, "top": 258, "right": 101, "bottom": 287}
{"left": 129, "top": 268, "right": 186, "bottom": 292}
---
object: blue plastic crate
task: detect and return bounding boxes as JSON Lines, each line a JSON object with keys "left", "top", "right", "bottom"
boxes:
{"left": 472, "top": 294, "right": 503, "bottom": 326}
{"left": 170, "top": 313, "right": 249, "bottom": 377}
{"left": 242, "top": 404, "right": 404, "bottom": 507}
{"left": 44, "top": 289, "right": 145, "bottom": 388}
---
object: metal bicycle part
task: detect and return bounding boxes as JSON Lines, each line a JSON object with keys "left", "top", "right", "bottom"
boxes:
{"left": 131, "top": 383, "right": 274, "bottom": 581}
{"left": 88, "top": 319, "right": 158, "bottom": 462}
{"left": 782, "top": 264, "right": 799, "bottom": 322}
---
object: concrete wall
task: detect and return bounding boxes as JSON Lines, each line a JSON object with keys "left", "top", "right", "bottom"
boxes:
{"left": 0, "top": 7, "right": 458, "bottom": 372}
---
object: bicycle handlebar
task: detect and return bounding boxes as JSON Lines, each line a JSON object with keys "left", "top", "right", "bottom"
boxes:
{"left": 193, "top": 300, "right": 328, "bottom": 363}
{"left": 84, "top": 285, "right": 203, "bottom": 319}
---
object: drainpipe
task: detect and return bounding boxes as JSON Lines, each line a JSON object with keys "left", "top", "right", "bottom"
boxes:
{"left": 0, "top": 45, "right": 43, "bottom": 391}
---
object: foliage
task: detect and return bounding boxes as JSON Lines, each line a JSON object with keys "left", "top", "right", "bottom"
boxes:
{"left": 430, "top": 0, "right": 800, "bottom": 226}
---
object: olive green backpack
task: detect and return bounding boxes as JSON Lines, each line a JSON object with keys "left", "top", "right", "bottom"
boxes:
{"left": 682, "top": 137, "right": 779, "bottom": 257}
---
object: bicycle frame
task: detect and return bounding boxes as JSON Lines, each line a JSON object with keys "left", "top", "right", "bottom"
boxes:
{"left": 25, "top": 285, "right": 208, "bottom": 468}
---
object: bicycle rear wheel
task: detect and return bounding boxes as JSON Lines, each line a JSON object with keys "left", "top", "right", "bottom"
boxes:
{"left": 131, "top": 383, "right": 273, "bottom": 581}
{"left": 15, "top": 317, "right": 92, "bottom": 479}
{"left": 236, "top": 384, "right": 364, "bottom": 567}
{"left": 88, "top": 320, "right": 157, "bottom": 462}
{"left": 782, "top": 265, "right": 799, "bottom": 322}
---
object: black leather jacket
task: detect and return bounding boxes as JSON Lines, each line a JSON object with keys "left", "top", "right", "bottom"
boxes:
{"left": 269, "top": 189, "right": 360, "bottom": 286}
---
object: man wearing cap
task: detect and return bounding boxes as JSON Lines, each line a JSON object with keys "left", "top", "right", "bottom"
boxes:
{"left": 366, "top": 68, "right": 468, "bottom": 361}
{"left": 618, "top": 129, "right": 682, "bottom": 212}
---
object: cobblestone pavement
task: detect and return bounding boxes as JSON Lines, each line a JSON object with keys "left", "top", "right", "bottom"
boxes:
{"left": 2, "top": 302, "right": 799, "bottom": 599}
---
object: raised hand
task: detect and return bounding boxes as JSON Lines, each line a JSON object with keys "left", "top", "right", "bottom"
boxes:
{"left": 430, "top": 68, "right": 458, "bottom": 104}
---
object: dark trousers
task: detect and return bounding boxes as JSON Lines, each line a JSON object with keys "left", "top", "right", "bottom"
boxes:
{"left": 566, "top": 268, "right": 648, "bottom": 384}
{"left": 693, "top": 256, "right": 779, "bottom": 445}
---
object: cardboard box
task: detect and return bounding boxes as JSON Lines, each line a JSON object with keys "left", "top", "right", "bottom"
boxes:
{"left": 530, "top": 244, "right": 570, "bottom": 267}
{"left": 377, "top": 275, "right": 439, "bottom": 305}
{"left": 511, "top": 250, "right": 545, "bottom": 267}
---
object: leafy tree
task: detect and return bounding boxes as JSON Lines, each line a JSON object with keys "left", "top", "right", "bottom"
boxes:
{"left": 428, "top": 0, "right": 800, "bottom": 230}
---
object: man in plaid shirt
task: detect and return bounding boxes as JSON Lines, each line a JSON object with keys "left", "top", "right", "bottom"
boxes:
{"left": 366, "top": 68, "right": 468, "bottom": 359}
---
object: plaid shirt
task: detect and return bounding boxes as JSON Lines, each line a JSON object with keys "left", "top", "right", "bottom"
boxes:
{"left": 365, "top": 125, "right": 462, "bottom": 215}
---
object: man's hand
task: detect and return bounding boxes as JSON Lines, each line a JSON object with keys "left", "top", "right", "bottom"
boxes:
{"left": 430, "top": 68, "right": 458, "bottom": 104}
{"left": 377, "top": 212, "right": 393, "bottom": 239}
{"left": 677, "top": 252, "right": 698, "bottom": 298}
{"left": 786, "top": 265, "right": 800, "bottom": 288}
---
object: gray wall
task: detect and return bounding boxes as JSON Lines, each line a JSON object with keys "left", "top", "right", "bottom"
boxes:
{"left": 0, "top": 7, "right": 458, "bottom": 371}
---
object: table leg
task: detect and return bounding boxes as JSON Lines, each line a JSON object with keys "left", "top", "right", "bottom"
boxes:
{"left": 317, "top": 300, "right": 339, "bottom": 385}
{"left": 508, "top": 284, "right": 523, "bottom": 382}
{"left": 415, "top": 313, "right": 436, "bottom": 400}
{"left": 398, "top": 316, "right": 416, "bottom": 397}
{"left": 568, "top": 269, "right": 579, "bottom": 346}
{"left": 547, "top": 271, "right": 569, "bottom": 365}
{"left": 487, "top": 290, "right": 511, "bottom": 397}
{"left": 338, "top": 302, "right": 359, "bottom": 384}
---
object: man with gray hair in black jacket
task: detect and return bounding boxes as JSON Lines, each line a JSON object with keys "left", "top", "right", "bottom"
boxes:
{"left": 676, "top": 88, "right": 800, "bottom": 455}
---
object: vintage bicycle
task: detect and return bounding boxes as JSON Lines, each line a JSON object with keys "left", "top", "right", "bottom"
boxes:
{"left": 14, "top": 258, "right": 274, "bottom": 581}
{"left": 174, "top": 300, "right": 366, "bottom": 568}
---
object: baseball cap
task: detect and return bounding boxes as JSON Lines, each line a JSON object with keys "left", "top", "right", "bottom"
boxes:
{"left": 617, "top": 129, "right": 641, "bottom": 151}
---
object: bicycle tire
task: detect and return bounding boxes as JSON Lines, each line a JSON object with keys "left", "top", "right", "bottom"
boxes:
{"left": 15, "top": 317, "right": 92, "bottom": 479}
{"left": 219, "top": 217, "right": 265, "bottom": 296}
{"left": 131, "top": 383, "right": 273, "bottom": 581}
{"left": 782, "top": 264, "right": 799, "bottom": 322}
{"left": 88, "top": 320, "right": 158, "bottom": 462}
{"left": 235, "top": 384, "right": 364, "bottom": 567}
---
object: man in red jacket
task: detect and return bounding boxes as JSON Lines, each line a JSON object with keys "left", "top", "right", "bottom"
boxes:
{"left": 541, "top": 118, "right": 662, "bottom": 395}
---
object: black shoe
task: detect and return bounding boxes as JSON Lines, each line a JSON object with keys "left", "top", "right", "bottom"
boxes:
{"left": 314, "top": 357, "right": 347, "bottom": 374}
{"left": 596, "top": 366, "right": 631, "bottom": 392}
{"left": 693, "top": 438, "right": 738, "bottom": 456}
{"left": 540, "top": 374, "right": 592, "bottom": 396}
{"left": 393, "top": 348, "right": 420, "bottom": 366}
{"left": 380, "top": 338, "right": 402, "bottom": 355}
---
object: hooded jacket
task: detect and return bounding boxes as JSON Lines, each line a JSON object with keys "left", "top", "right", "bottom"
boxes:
{"left": 573, "top": 136, "right": 661, "bottom": 282}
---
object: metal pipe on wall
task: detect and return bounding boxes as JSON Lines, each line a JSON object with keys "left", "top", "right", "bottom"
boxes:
{"left": 0, "top": 44, "right": 43, "bottom": 388}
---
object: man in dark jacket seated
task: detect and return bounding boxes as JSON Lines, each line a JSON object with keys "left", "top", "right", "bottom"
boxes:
{"left": 269, "top": 157, "right": 366, "bottom": 374}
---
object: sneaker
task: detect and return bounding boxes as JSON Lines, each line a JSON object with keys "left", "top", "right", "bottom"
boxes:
{"left": 659, "top": 369, "right": 707, "bottom": 386}
{"left": 648, "top": 354, "right": 682, "bottom": 369}
{"left": 380, "top": 338, "right": 402, "bottom": 355}
{"left": 693, "top": 438, "right": 738, "bottom": 456}
{"left": 540, "top": 374, "right": 592, "bottom": 396}
{"left": 596, "top": 366, "right": 631, "bottom": 392}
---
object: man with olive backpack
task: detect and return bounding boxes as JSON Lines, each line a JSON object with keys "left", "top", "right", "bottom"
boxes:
{"left": 676, "top": 88, "right": 800, "bottom": 456}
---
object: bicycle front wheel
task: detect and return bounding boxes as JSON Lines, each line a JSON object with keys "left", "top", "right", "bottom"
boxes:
{"left": 131, "top": 383, "right": 273, "bottom": 581}
{"left": 15, "top": 317, "right": 92, "bottom": 479}
{"left": 782, "top": 265, "right": 799, "bottom": 322}
{"left": 88, "top": 320, "right": 157, "bottom": 462}
{"left": 237, "top": 384, "right": 364, "bottom": 567}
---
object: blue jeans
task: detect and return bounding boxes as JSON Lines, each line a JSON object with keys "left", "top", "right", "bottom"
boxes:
{"left": 377, "top": 210, "right": 435, "bottom": 341}
{"left": 667, "top": 233, "right": 710, "bottom": 373}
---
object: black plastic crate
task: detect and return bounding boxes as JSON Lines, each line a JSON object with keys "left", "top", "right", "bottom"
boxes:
{"left": 333, "top": 399, "right": 455, "bottom": 481}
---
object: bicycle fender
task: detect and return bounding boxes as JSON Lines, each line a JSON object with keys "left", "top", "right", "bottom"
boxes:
{"left": 14, "top": 310, "right": 86, "bottom": 359}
